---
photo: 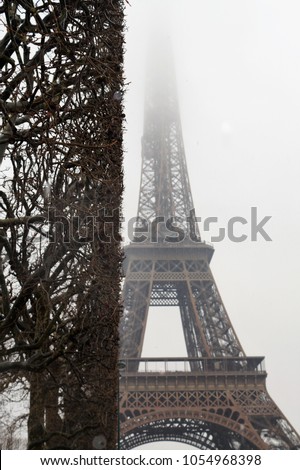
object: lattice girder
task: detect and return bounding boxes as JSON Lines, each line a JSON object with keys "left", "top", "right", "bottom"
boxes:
{"left": 120, "top": 417, "right": 260, "bottom": 450}
{"left": 119, "top": 363, "right": 300, "bottom": 450}
{"left": 136, "top": 46, "right": 200, "bottom": 243}
{"left": 120, "top": 45, "right": 300, "bottom": 449}
{"left": 120, "top": 244, "right": 243, "bottom": 359}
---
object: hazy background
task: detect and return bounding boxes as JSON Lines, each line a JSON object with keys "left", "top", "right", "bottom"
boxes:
{"left": 123, "top": 0, "right": 300, "bottom": 447}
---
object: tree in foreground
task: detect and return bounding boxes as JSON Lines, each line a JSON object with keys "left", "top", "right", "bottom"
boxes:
{"left": 0, "top": 0, "right": 124, "bottom": 449}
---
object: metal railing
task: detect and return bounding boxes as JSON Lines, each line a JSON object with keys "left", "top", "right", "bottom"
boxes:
{"left": 121, "top": 356, "right": 265, "bottom": 374}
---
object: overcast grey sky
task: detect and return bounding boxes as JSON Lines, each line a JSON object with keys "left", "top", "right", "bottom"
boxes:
{"left": 123, "top": 0, "right": 300, "bottom": 446}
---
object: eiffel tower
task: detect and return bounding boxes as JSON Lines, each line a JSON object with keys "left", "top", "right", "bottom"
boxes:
{"left": 119, "top": 44, "right": 300, "bottom": 450}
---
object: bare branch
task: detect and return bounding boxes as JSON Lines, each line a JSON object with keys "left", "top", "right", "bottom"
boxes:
{"left": 0, "top": 216, "right": 45, "bottom": 227}
{"left": 0, "top": 0, "right": 124, "bottom": 450}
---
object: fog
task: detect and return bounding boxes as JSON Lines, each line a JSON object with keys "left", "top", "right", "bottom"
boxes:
{"left": 123, "top": 0, "right": 300, "bottom": 445}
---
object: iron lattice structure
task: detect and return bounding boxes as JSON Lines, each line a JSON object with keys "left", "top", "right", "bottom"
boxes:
{"left": 119, "top": 47, "right": 300, "bottom": 449}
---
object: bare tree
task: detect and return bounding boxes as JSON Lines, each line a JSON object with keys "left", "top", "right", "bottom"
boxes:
{"left": 0, "top": 0, "right": 124, "bottom": 449}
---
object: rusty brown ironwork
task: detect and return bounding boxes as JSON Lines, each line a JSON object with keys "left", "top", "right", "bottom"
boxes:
{"left": 119, "top": 45, "right": 300, "bottom": 449}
